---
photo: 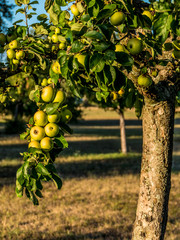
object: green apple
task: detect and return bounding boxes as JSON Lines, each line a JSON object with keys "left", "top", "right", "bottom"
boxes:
{"left": 41, "top": 86, "right": 54, "bottom": 102}
{"left": 41, "top": 78, "right": 48, "bottom": 86}
{"left": 53, "top": 90, "right": 65, "bottom": 104}
{"left": 44, "top": 123, "right": 59, "bottom": 137}
{"left": 75, "top": 54, "right": 86, "bottom": 67}
{"left": 59, "top": 42, "right": 66, "bottom": 50}
{"left": 110, "top": 12, "right": 125, "bottom": 26}
{"left": 7, "top": 49, "right": 16, "bottom": 59}
{"left": 71, "top": 4, "right": 80, "bottom": 17}
{"left": 142, "top": 10, "right": 153, "bottom": 21}
{"left": 51, "top": 34, "right": 59, "bottom": 43}
{"left": 9, "top": 40, "right": 18, "bottom": 49}
{"left": 138, "top": 75, "right": 152, "bottom": 87}
{"left": 55, "top": 28, "right": 60, "bottom": 34}
{"left": 30, "top": 126, "right": 45, "bottom": 141}
{"left": 52, "top": 61, "right": 61, "bottom": 74}
{"left": 34, "top": 110, "right": 48, "bottom": 127}
{"left": 28, "top": 140, "right": 40, "bottom": 149}
{"left": 16, "top": 50, "right": 25, "bottom": 60}
{"left": 48, "top": 111, "right": 60, "bottom": 123}
{"left": 0, "top": 33, "right": 6, "bottom": 45}
{"left": 40, "top": 137, "right": 54, "bottom": 151}
{"left": 7, "top": 32, "right": 17, "bottom": 43}
{"left": 60, "top": 109, "right": 72, "bottom": 123}
{"left": 12, "top": 59, "right": 19, "bottom": 65}
{"left": 127, "top": 38, "right": 143, "bottom": 55}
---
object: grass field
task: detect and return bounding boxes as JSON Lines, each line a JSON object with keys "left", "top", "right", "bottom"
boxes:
{"left": 0, "top": 107, "right": 179, "bottom": 240}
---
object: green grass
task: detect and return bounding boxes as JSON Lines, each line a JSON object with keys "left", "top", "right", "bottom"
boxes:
{"left": 0, "top": 107, "right": 179, "bottom": 240}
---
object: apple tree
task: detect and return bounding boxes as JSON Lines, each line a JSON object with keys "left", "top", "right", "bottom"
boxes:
{"left": 3, "top": 0, "right": 180, "bottom": 239}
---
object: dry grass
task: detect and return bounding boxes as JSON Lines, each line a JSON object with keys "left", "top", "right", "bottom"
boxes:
{"left": 0, "top": 107, "right": 179, "bottom": 240}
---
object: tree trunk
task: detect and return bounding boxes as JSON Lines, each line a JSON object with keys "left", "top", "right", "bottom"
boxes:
{"left": 132, "top": 96, "right": 175, "bottom": 240}
{"left": 119, "top": 111, "right": 127, "bottom": 154}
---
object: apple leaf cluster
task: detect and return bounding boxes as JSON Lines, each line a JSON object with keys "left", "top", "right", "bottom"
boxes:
{"left": 1, "top": 0, "right": 179, "bottom": 203}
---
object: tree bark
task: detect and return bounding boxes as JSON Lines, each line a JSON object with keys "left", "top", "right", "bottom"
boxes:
{"left": 132, "top": 95, "right": 175, "bottom": 240}
{"left": 119, "top": 111, "right": 127, "bottom": 154}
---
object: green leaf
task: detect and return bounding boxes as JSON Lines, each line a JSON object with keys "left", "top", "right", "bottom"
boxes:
{"left": 93, "top": 42, "right": 110, "bottom": 52}
{"left": 71, "top": 41, "right": 85, "bottom": 53}
{"left": 47, "top": 4, "right": 59, "bottom": 25}
{"left": 104, "top": 49, "right": 116, "bottom": 61}
{"left": 45, "top": 0, "right": 53, "bottom": 11}
{"left": 24, "top": 161, "right": 30, "bottom": 179}
{"left": 84, "top": 31, "right": 103, "bottom": 40}
{"left": 20, "top": 130, "right": 30, "bottom": 140}
{"left": 36, "top": 163, "right": 51, "bottom": 176}
{"left": 54, "top": 135, "right": 68, "bottom": 148}
{"left": 115, "top": 52, "right": 134, "bottom": 66}
{"left": 45, "top": 102, "right": 61, "bottom": 115}
{"left": 59, "top": 122, "right": 73, "bottom": 134}
{"left": 16, "top": 8, "right": 25, "bottom": 14}
{"left": 16, "top": 166, "right": 25, "bottom": 185}
{"left": 51, "top": 173, "right": 62, "bottom": 189}
{"left": 66, "top": 78, "right": 81, "bottom": 98}
{"left": 56, "top": 0, "right": 67, "bottom": 6}
{"left": 59, "top": 55, "right": 68, "bottom": 79}
{"left": 49, "top": 67, "right": 59, "bottom": 84}
{"left": 35, "top": 190, "right": 43, "bottom": 198}
{"left": 89, "top": 53, "right": 103, "bottom": 71}
{"left": 153, "top": 13, "right": 173, "bottom": 43}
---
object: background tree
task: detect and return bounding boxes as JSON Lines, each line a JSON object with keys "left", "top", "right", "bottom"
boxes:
{"left": 3, "top": 0, "right": 180, "bottom": 239}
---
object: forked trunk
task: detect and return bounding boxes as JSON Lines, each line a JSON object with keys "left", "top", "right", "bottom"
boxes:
{"left": 119, "top": 111, "right": 127, "bottom": 154}
{"left": 132, "top": 96, "right": 175, "bottom": 240}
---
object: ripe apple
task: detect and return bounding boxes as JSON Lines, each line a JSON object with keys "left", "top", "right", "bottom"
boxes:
{"left": 127, "top": 38, "right": 143, "bottom": 55}
{"left": 59, "top": 42, "right": 66, "bottom": 50}
{"left": 12, "top": 59, "right": 19, "bottom": 65}
{"left": 7, "top": 49, "right": 16, "bottom": 59}
{"left": 7, "top": 32, "right": 17, "bottom": 43}
{"left": 44, "top": 123, "right": 59, "bottom": 137}
{"left": 16, "top": 50, "right": 25, "bottom": 60}
{"left": 0, "top": 33, "right": 6, "bottom": 46}
{"left": 41, "top": 86, "right": 54, "bottom": 102}
{"left": 9, "top": 40, "right": 18, "bottom": 49}
{"left": 55, "top": 28, "right": 60, "bottom": 34}
{"left": 60, "top": 109, "right": 72, "bottom": 123}
{"left": 47, "top": 78, "right": 53, "bottom": 84}
{"left": 28, "top": 140, "right": 40, "bottom": 149}
{"left": 53, "top": 90, "right": 65, "bottom": 104}
{"left": 30, "top": 126, "right": 45, "bottom": 141}
{"left": 138, "top": 75, "right": 152, "bottom": 87}
{"left": 75, "top": 54, "right": 86, "bottom": 67}
{"left": 142, "top": 10, "right": 153, "bottom": 21}
{"left": 51, "top": 34, "right": 59, "bottom": 43}
{"left": 71, "top": 4, "right": 80, "bottom": 17}
{"left": 115, "top": 44, "right": 125, "bottom": 52}
{"left": 41, "top": 78, "right": 48, "bottom": 86}
{"left": 110, "top": 12, "right": 125, "bottom": 26}
{"left": 34, "top": 110, "right": 48, "bottom": 127}
{"left": 48, "top": 111, "right": 60, "bottom": 123}
{"left": 40, "top": 137, "right": 54, "bottom": 151}
{"left": 52, "top": 61, "right": 61, "bottom": 74}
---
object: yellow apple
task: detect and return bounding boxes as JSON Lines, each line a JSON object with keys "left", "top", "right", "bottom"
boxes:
{"left": 44, "top": 123, "right": 59, "bottom": 137}
{"left": 55, "top": 28, "right": 60, "bottom": 34}
{"left": 34, "top": 110, "right": 48, "bottom": 127}
{"left": 41, "top": 78, "right": 48, "bottom": 86}
{"left": 16, "top": 50, "right": 25, "bottom": 60}
{"left": 30, "top": 126, "right": 45, "bottom": 141}
{"left": 51, "top": 34, "right": 59, "bottom": 43}
{"left": 53, "top": 90, "right": 65, "bottom": 104}
{"left": 52, "top": 61, "right": 61, "bottom": 74}
{"left": 59, "top": 42, "right": 66, "bottom": 49}
{"left": 41, "top": 86, "right": 54, "bottom": 102}
{"left": 28, "top": 140, "right": 40, "bottom": 149}
{"left": 12, "top": 59, "right": 19, "bottom": 65}
{"left": 47, "top": 111, "right": 60, "bottom": 123}
{"left": 9, "top": 40, "right": 19, "bottom": 49}
{"left": 40, "top": 137, "right": 54, "bottom": 151}
{"left": 138, "top": 75, "right": 152, "bottom": 87}
{"left": 71, "top": 4, "right": 80, "bottom": 17}
{"left": 7, "top": 49, "right": 16, "bottom": 59}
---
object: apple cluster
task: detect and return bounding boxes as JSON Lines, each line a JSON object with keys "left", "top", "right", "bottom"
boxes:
{"left": 28, "top": 86, "right": 72, "bottom": 152}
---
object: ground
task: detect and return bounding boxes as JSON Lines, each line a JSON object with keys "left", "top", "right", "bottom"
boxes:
{"left": 0, "top": 107, "right": 179, "bottom": 240}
